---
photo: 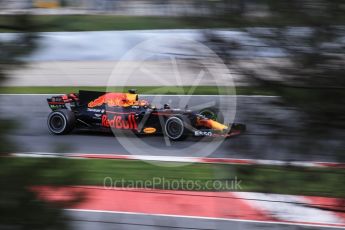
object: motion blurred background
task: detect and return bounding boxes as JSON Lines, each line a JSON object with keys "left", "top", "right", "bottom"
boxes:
{"left": 0, "top": 0, "right": 344, "bottom": 229}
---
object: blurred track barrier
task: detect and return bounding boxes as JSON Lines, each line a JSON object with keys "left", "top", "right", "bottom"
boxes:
{"left": 11, "top": 152, "right": 345, "bottom": 168}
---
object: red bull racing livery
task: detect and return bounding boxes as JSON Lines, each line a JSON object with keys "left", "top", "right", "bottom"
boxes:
{"left": 46, "top": 90, "right": 245, "bottom": 140}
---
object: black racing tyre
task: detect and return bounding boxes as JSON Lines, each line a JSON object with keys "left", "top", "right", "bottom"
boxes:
{"left": 198, "top": 107, "right": 224, "bottom": 124}
{"left": 164, "top": 116, "right": 190, "bottom": 141}
{"left": 47, "top": 109, "right": 75, "bottom": 135}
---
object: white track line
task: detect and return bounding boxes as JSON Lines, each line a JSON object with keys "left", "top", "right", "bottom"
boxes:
{"left": 11, "top": 152, "right": 345, "bottom": 168}
{"left": 235, "top": 192, "right": 344, "bottom": 225}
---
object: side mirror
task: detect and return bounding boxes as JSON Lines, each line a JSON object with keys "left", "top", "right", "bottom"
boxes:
{"left": 164, "top": 104, "right": 170, "bottom": 109}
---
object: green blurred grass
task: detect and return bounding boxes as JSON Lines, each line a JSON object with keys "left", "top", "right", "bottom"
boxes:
{"left": 5, "top": 157, "right": 345, "bottom": 198}
{"left": 0, "top": 15, "right": 195, "bottom": 32}
{"left": 2, "top": 15, "right": 345, "bottom": 32}
{"left": 0, "top": 86, "right": 276, "bottom": 95}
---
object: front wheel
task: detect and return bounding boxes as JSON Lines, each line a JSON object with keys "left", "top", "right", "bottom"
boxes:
{"left": 47, "top": 109, "right": 75, "bottom": 135}
{"left": 198, "top": 107, "right": 224, "bottom": 124}
{"left": 164, "top": 116, "right": 189, "bottom": 141}
{"left": 232, "top": 123, "right": 246, "bottom": 132}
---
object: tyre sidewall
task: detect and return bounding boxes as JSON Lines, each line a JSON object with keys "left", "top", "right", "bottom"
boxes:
{"left": 47, "top": 109, "right": 75, "bottom": 134}
{"left": 164, "top": 116, "right": 186, "bottom": 141}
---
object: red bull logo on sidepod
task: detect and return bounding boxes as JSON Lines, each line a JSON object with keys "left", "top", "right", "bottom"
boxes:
{"left": 102, "top": 114, "right": 138, "bottom": 130}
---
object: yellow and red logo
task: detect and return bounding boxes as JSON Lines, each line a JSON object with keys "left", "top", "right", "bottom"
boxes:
{"left": 143, "top": 127, "right": 156, "bottom": 134}
{"left": 88, "top": 93, "right": 138, "bottom": 108}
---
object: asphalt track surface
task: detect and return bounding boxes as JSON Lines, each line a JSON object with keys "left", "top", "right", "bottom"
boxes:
{"left": 1, "top": 94, "right": 338, "bottom": 161}
{"left": 66, "top": 209, "right": 343, "bottom": 230}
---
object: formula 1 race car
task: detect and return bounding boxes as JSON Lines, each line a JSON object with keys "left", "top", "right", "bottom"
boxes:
{"left": 46, "top": 90, "right": 245, "bottom": 140}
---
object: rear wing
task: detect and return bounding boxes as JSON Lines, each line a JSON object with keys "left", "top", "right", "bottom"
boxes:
{"left": 47, "top": 93, "right": 79, "bottom": 111}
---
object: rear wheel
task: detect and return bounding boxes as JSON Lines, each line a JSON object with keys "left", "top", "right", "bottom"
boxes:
{"left": 47, "top": 109, "right": 75, "bottom": 135}
{"left": 164, "top": 116, "right": 190, "bottom": 141}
